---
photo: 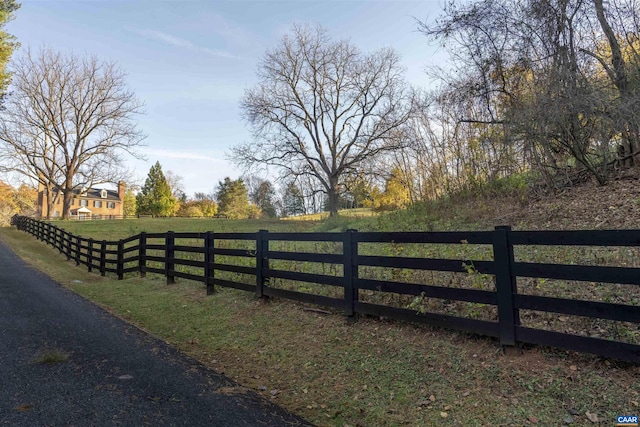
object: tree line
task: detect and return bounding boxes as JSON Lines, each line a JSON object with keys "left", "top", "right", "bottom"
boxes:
{"left": 233, "top": 2, "right": 640, "bottom": 215}
{"left": 133, "top": 161, "right": 310, "bottom": 219}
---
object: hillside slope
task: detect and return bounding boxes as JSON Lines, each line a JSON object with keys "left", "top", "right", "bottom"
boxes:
{"left": 345, "top": 169, "right": 640, "bottom": 233}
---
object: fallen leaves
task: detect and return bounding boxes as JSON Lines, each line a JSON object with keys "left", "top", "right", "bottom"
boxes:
{"left": 585, "top": 411, "right": 599, "bottom": 423}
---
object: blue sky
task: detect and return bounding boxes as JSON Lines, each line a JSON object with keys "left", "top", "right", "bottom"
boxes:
{"left": 8, "top": 0, "right": 446, "bottom": 196}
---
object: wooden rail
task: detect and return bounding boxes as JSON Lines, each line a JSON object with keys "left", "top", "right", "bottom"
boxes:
{"left": 13, "top": 216, "right": 640, "bottom": 363}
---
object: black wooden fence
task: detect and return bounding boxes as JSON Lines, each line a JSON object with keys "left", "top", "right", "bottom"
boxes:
{"left": 13, "top": 216, "right": 640, "bottom": 363}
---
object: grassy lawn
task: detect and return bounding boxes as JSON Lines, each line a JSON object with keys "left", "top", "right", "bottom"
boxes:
{"left": 2, "top": 216, "right": 640, "bottom": 426}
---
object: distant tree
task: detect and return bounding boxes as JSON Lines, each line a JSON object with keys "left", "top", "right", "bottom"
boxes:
{"left": 215, "top": 177, "right": 250, "bottom": 219}
{"left": 192, "top": 192, "right": 218, "bottom": 217}
{"left": 165, "top": 170, "right": 186, "bottom": 214}
{"left": 343, "top": 173, "right": 376, "bottom": 209}
{"left": 0, "top": 47, "right": 145, "bottom": 219}
{"left": 0, "top": 180, "right": 17, "bottom": 226}
{"left": 281, "top": 181, "right": 306, "bottom": 217}
{"left": 0, "top": 180, "right": 36, "bottom": 226}
{"left": 373, "top": 167, "right": 411, "bottom": 211}
{"left": 123, "top": 186, "right": 138, "bottom": 217}
{"left": 136, "top": 162, "right": 176, "bottom": 217}
{"left": 176, "top": 201, "right": 204, "bottom": 217}
{"left": 233, "top": 24, "right": 413, "bottom": 217}
{"left": 248, "top": 178, "right": 277, "bottom": 218}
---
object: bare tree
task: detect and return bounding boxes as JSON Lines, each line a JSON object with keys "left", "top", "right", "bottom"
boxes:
{"left": 232, "top": 24, "right": 413, "bottom": 216}
{"left": 419, "top": 0, "right": 640, "bottom": 187}
{"left": 0, "top": 47, "right": 145, "bottom": 218}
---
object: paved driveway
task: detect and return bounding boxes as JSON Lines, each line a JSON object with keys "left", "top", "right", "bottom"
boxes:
{"left": 0, "top": 239, "right": 312, "bottom": 426}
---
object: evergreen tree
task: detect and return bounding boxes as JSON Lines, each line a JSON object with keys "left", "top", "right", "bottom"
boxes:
{"left": 136, "top": 161, "right": 176, "bottom": 217}
{"left": 282, "top": 182, "right": 306, "bottom": 216}
{"left": 215, "top": 177, "right": 250, "bottom": 219}
{"left": 250, "top": 179, "right": 277, "bottom": 218}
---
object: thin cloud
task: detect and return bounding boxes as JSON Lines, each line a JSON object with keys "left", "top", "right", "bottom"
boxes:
{"left": 135, "top": 29, "right": 242, "bottom": 60}
{"left": 144, "top": 148, "right": 221, "bottom": 162}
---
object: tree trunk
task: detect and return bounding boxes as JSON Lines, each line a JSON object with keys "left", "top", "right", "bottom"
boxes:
{"left": 45, "top": 187, "right": 54, "bottom": 220}
{"left": 62, "top": 189, "right": 73, "bottom": 220}
{"left": 327, "top": 177, "right": 339, "bottom": 217}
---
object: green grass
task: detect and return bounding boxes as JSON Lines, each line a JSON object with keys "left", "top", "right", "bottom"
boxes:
{"left": 32, "top": 348, "right": 69, "bottom": 364}
{"left": 282, "top": 208, "right": 379, "bottom": 222}
{"left": 51, "top": 217, "right": 318, "bottom": 241}
{"left": 3, "top": 219, "right": 640, "bottom": 426}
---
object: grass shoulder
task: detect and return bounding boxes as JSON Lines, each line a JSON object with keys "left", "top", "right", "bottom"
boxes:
{"left": 1, "top": 224, "right": 639, "bottom": 426}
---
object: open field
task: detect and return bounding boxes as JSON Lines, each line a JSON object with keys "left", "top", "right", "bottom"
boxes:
{"left": 3, "top": 212, "right": 640, "bottom": 426}
{"left": 282, "top": 208, "right": 379, "bottom": 222}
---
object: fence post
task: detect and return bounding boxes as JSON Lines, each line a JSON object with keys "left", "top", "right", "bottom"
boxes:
{"left": 343, "top": 229, "right": 358, "bottom": 317}
{"left": 56, "top": 227, "right": 63, "bottom": 254}
{"left": 88, "top": 238, "right": 93, "bottom": 273}
{"left": 100, "top": 240, "right": 106, "bottom": 276}
{"left": 204, "top": 231, "right": 214, "bottom": 295}
{"left": 166, "top": 231, "right": 175, "bottom": 284}
{"left": 117, "top": 240, "right": 124, "bottom": 280}
{"left": 139, "top": 232, "right": 146, "bottom": 278}
{"left": 65, "top": 231, "right": 71, "bottom": 260}
{"left": 75, "top": 235, "right": 81, "bottom": 266}
{"left": 44, "top": 222, "right": 49, "bottom": 245}
{"left": 255, "top": 229, "right": 269, "bottom": 299}
{"left": 493, "top": 226, "right": 520, "bottom": 348}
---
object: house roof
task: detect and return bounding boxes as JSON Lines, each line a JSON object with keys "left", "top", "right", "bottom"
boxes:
{"left": 52, "top": 187, "right": 120, "bottom": 201}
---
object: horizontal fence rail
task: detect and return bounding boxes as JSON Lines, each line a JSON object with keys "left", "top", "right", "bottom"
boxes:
{"left": 13, "top": 216, "right": 640, "bottom": 363}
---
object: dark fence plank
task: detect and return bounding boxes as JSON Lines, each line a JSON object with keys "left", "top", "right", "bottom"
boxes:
{"left": 515, "top": 294, "right": 640, "bottom": 323}
{"left": 214, "top": 232, "right": 258, "bottom": 240}
{"left": 516, "top": 326, "right": 640, "bottom": 363}
{"left": 263, "top": 269, "right": 344, "bottom": 287}
{"left": 122, "top": 255, "right": 139, "bottom": 264}
{"left": 145, "top": 266, "right": 166, "bottom": 275}
{"left": 264, "top": 287, "right": 343, "bottom": 308}
{"left": 173, "top": 245, "right": 205, "bottom": 253}
{"left": 266, "top": 251, "right": 343, "bottom": 264}
{"left": 212, "top": 248, "right": 255, "bottom": 258}
{"left": 121, "top": 234, "right": 141, "bottom": 244}
{"left": 174, "top": 232, "right": 206, "bottom": 239}
{"left": 267, "top": 232, "right": 343, "bottom": 242}
{"left": 514, "top": 262, "right": 640, "bottom": 285}
{"left": 355, "top": 302, "right": 500, "bottom": 337}
{"left": 355, "top": 231, "right": 493, "bottom": 244}
{"left": 355, "top": 278, "right": 497, "bottom": 304}
{"left": 211, "top": 278, "right": 256, "bottom": 292}
{"left": 169, "top": 257, "right": 205, "bottom": 268}
{"left": 210, "top": 263, "right": 255, "bottom": 275}
{"left": 511, "top": 229, "right": 640, "bottom": 246}
{"left": 171, "top": 270, "right": 205, "bottom": 282}
{"left": 146, "top": 244, "right": 166, "bottom": 251}
{"left": 357, "top": 255, "right": 495, "bottom": 274}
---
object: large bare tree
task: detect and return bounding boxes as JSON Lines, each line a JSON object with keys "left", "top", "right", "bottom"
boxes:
{"left": 0, "top": 47, "right": 144, "bottom": 218}
{"left": 232, "top": 24, "right": 413, "bottom": 216}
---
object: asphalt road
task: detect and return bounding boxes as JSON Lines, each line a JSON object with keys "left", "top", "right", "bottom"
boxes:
{"left": 0, "top": 239, "right": 313, "bottom": 427}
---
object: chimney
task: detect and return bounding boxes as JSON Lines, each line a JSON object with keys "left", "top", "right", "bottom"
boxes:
{"left": 118, "top": 181, "right": 125, "bottom": 201}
